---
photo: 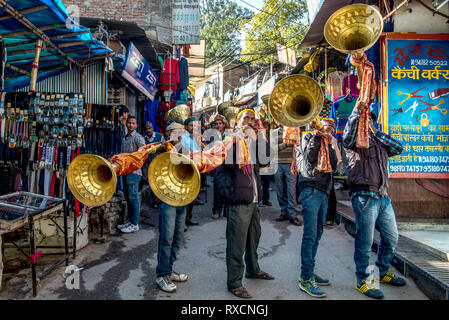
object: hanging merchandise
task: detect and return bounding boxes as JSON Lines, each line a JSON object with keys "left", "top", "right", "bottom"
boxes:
{"left": 0, "top": 91, "right": 85, "bottom": 208}
{"left": 343, "top": 74, "right": 360, "bottom": 96}
{"left": 144, "top": 99, "right": 160, "bottom": 134}
{"left": 177, "top": 56, "right": 189, "bottom": 92}
{"left": 159, "top": 57, "right": 180, "bottom": 92}
{"left": 327, "top": 71, "right": 347, "bottom": 101}
{"left": 330, "top": 94, "right": 359, "bottom": 142}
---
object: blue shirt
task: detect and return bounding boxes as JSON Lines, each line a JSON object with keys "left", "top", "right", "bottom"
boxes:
{"left": 181, "top": 131, "right": 201, "bottom": 152}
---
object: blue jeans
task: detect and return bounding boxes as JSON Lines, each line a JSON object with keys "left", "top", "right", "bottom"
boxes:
{"left": 352, "top": 195, "right": 399, "bottom": 283}
{"left": 156, "top": 202, "right": 186, "bottom": 277}
{"left": 124, "top": 174, "right": 142, "bottom": 226}
{"left": 300, "top": 187, "right": 328, "bottom": 280}
{"left": 274, "top": 163, "right": 297, "bottom": 219}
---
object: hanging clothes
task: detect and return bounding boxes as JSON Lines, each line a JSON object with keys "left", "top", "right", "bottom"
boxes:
{"left": 343, "top": 74, "right": 360, "bottom": 96}
{"left": 178, "top": 57, "right": 189, "bottom": 91}
{"left": 327, "top": 71, "right": 347, "bottom": 101}
{"left": 145, "top": 99, "right": 160, "bottom": 133}
{"left": 332, "top": 95, "right": 358, "bottom": 142}
{"left": 159, "top": 57, "right": 180, "bottom": 92}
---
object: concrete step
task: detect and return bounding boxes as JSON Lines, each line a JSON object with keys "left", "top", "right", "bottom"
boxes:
{"left": 399, "top": 230, "right": 449, "bottom": 262}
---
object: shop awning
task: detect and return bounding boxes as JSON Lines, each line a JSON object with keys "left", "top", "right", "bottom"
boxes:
{"left": 299, "top": 0, "right": 354, "bottom": 49}
{"left": 0, "top": 0, "right": 113, "bottom": 90}
{"left": 234, "top": 93, "right": 257, "bottom": 107}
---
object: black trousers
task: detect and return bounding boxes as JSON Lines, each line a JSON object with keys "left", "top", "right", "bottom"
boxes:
{"left": 213, "top": 176, "right": 224, "bottom": 215}
{"left": 326, "top": 181, "right": 337, "bottom": 222}
{"left": 261, "top": 175, "right": 271, "bottom": 203}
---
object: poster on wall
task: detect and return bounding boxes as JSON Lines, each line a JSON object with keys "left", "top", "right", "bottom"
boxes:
{"left": 385, "top": 34, "right": 449, "bottom": 178}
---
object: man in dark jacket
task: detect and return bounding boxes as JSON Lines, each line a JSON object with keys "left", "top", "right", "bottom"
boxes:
{"left": 343, "top": 100, "right": 405, "bottom": 300}
{"left": 215, "top": 109, "right": 274, "bottom": 299}
{"left": 296, "top": 118, "right": 338, "bottom": 298}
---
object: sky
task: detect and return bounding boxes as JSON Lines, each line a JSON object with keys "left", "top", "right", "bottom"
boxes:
{"left": 235, "top": 0, "right": 265, "bottom": 12}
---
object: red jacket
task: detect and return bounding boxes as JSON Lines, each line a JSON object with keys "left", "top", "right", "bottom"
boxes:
{"left": 159, "top": 58, "right": 180, "bottom": 91}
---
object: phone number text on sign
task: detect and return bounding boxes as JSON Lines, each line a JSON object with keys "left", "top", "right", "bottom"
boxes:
{"left": 390, "top": 165, "right": 449, "bottom": 173}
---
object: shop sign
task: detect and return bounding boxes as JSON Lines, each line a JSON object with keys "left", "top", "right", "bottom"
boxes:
{"left": 122, "top": 43, "right": 158, "bottom": 100}
{"left": 172, "top": 0, "right": 201, "bottom": 45}
{"left": 238, "top": 75, "right": 259, "bottom": 99}
{"left": 386, "top": 34, "right": 449, "bottom": 178}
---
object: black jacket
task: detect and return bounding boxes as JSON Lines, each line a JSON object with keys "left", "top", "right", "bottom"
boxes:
{"left": 214, "top": 135, "right": 272, "bottom": 205}
{"left": 297, "top": 133, "right": 338, "bottom": 195}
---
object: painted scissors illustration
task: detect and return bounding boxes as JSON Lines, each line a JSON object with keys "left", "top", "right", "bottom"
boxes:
{"left": 405, "top": 101, "right": 419, "bottom": 117}
{"left": 397, "top": 88, "right": 424, "bottom": 105}
{"left": 418, "top": 99, "right": 447, "bottom": 115}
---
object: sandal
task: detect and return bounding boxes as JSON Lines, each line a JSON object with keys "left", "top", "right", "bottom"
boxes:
{"left": 229, "top": 286, "right": 252, "bottom": 299}
{"left": 212, "top": 213, "right": 220, "bottom": 220}
{"left": 245, "top": 270, "right": 275, "bottom": 280}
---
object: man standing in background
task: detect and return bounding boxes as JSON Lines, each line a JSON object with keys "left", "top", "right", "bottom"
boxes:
{"left": 117, "top": 116, "right": 146, "bottom": 234}
{"left": 142, "top": 121, "right": 165, "bottom": 208}
{"left": 274, "top": 125, "right": 302, "bottom": 226}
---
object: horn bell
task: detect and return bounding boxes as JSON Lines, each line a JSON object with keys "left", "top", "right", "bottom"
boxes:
{"left": 148, "top": 152, "right": 201, "bottom": 207}
{"left": 223, "top": 106, "right": 240, "bottom": 128}
{"left": 165, "top": 104, "right": 191, "bottom": 123}
{"left": 268, "top": 75, "right": 323, "bottom": 128}
{"left": 324, "top": 4, "right": 383, "bottom": 55}
{"left": 67, "top": 154, "right": 118, "bottom": 207}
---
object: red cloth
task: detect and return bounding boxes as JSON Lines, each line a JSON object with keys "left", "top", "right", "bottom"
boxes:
{"left": 159, "top": 58, "right": 180, "bottom": 91}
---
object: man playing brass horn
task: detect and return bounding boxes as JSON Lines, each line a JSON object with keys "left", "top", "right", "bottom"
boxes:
{"left": 155, "top": 121, "right": 190, "bottom": 293}
{"left": 215, "top": 108, "right": 275, "bottom": 299}
{"left": 343, "top": 100, "right": 405, "bottom": 299}
{"left": 296, "top": 117, "right": 339, "bottom": 298}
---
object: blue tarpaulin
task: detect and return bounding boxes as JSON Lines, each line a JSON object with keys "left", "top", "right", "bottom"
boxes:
{"left": 0, "top": 0, "right": 113, "bottom": 90}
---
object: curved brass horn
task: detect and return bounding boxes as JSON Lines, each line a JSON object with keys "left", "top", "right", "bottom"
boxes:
{"left": 223, "top": 106, "right": 240, "bottom": 128}
{"left": 148, "top": 152, "right": 201, "bottom": 207}
{"left": 324, "top": 4, "right": 383, "bottom": 56}
{"left": 268, "top": 75, "right": 323, "bottom": 128}
{"left": 67, "top": 154, "right": 118, "bottom": 207}
{"left": 165, "top": 104, "right": 191, "bottom": 123}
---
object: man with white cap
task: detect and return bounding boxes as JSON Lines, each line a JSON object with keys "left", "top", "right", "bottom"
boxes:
{"left": 155, "top": 121, "right": 190, "bottom": 293}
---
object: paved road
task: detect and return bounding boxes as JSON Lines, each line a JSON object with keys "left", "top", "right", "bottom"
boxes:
{"left": 25, "top": 180, "right": 427, "bottom": 300}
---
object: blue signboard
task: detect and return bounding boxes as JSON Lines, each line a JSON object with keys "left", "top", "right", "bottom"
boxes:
{"left": 387, "top": 35, "right": 449, "bottom": 177}
{"left": 122, "top": 42, "right": 158, "bottom": 100}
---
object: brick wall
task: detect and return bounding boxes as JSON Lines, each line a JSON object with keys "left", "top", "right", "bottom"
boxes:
{"left": 62, "top": 0, "right": 171, "bottom": 30}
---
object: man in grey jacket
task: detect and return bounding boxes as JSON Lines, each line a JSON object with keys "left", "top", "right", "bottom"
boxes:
{"left": 296, "top": 118, "right": 338, "bottom": 298}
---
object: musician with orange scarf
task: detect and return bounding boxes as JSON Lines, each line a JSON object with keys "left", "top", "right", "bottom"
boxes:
{"left": 215, "top": 108, "right": 275, "bottom": 299}
{"left": 296, "top": 118, "right": 338, "bottom": 298}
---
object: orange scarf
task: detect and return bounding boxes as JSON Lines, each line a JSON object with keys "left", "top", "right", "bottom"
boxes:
{"left": 315, "top": 131, "right": 332, "bottom": 173}
{"left": 350, "top": 53, "right": 377, "bottom": 149}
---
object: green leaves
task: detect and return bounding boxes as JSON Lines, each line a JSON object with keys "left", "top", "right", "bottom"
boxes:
{"left": 240, "top": 0, "right": 308, "bottom": 66}
{"left": 200, "top": 0, "right": 253, "bottom": 67}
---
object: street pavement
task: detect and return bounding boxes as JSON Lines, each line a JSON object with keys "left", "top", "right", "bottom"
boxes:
{"left": 18, "top": 179, "right": 428, "bottom": 300}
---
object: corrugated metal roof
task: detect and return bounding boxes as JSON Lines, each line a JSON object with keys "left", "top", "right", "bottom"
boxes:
{"left": 0, "top": 0, "right": 113, "bottom": 90}
{"left": 17, "top": 61, "right": 103, "bottom": 104}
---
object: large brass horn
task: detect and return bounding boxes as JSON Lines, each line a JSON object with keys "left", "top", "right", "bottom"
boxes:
{"left": 165, "top": 104, "right": 191, "bottom": 123}
{"left": 223, "top": 106, "right": 240, "bottom": 128}
{"left": 324, "top": 4, "right": 383, "bottom": 56}
{"left": 148, "top": 152, "right": 201, "bottom": 207}
{"left": 268, "top": 74, "right": 323, "bottom": 128}
{"left": 67, "top": 154, "right": 118, "bottom": 207}
{"left": 324, "top": 4, "right": 383, "bottom": 89}
{"left": 67, "top": 144, "right": 162, "bottom": 207}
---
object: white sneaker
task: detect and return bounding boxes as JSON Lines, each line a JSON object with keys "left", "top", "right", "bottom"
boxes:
{"left": 121, "top": 224, "right": 139, "bottom": 233}
{"left": 156, "top": 276, "right": 177, "bottom": 293}
{"left": 117, "top": 222, "right": 131, "bottom": 230}
{"left": 170, "top": 271, "right": 188, "bottom": 282}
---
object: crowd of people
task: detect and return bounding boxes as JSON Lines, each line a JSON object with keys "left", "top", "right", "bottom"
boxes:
{"left": 112, "top": 97, "right": 406, "bottom": 300}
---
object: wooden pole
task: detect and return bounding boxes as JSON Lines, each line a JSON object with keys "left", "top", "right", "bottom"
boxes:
{"left": 324, "top": 47, "right": 327, "bottom": 93}
{"left": 30, "top": 39, "right": 42, "bottom": 92}
{"left": 80, "top": 67, "right": 86, "bottom": 94}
